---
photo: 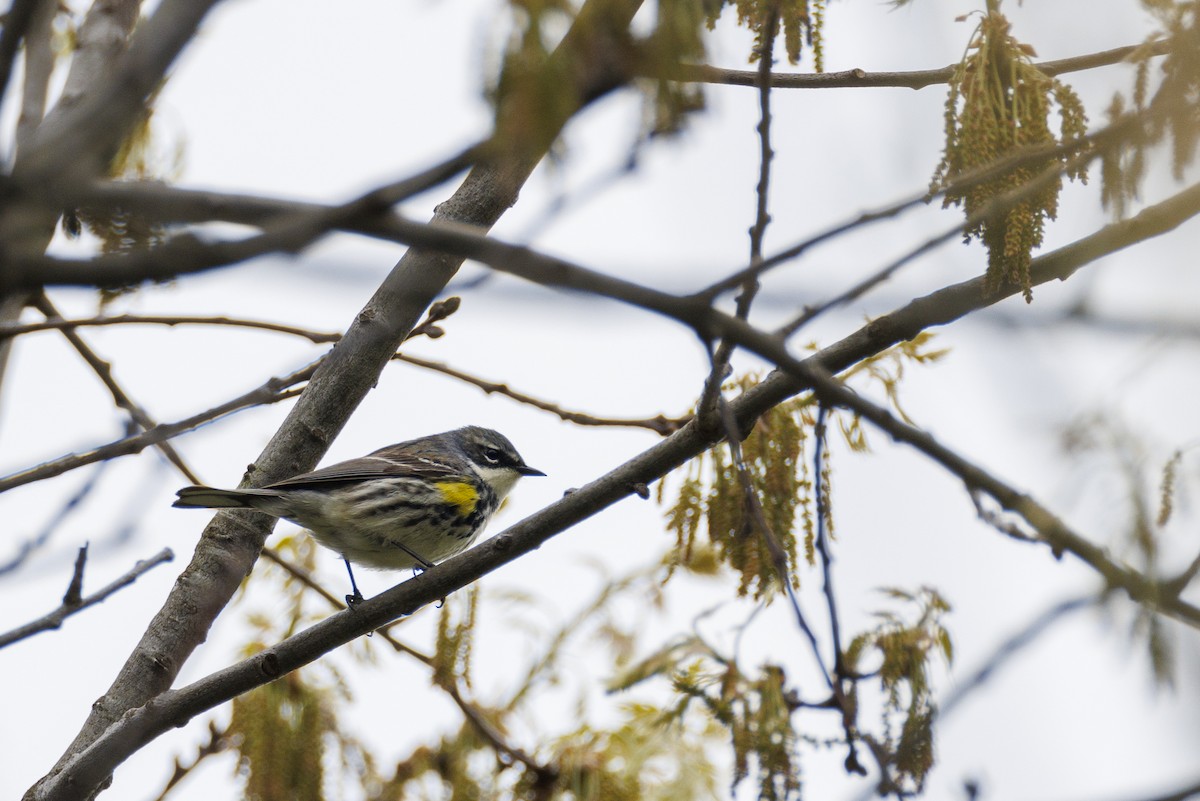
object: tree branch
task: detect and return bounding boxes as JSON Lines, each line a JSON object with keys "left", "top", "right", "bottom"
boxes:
{"left": 0, "top": 546, "right": 174, "bottom": 649}
{"left": 10, "top": 0, "right": 56, "bottom": 154}
{"left": 310, "top": 174, "right": 1200, "bottom": 627}
{"left": 28, "top": 179, "right": 1200, "bottom": 793}
{"left": 0, "top": 313, "right": 341, "bottom": 343}
{"left": 1, "top": 143, "right": 481, "bottom": 292}
{"left": 0, "top": 361, "right": 315, "bottom": 494}
{"left": 0, "top": 461, "right": 109, "bottom": 575}
{"left": 394, "top": 352, "right": 689, "bottom": 435}
{"left": 24, "top": 0, "right": 647, "bottom": 794}
{"left": 146, "top": 720, "right": 230, "bottom": 801}
{"left": 696, "top": 1, "right": 777, "bottom": 422}
{"left": 666, "top": 38, "right": 1169, "bottom": 91}
{"left": 14, "top": 0, "right": 223, "bottom": 186}
{"left": 258, "top": 547, "right": 555, "bottom": 778}
{"left": 32, "top": 293, "right": 200, "bottom": 483}
{"left": 0, "top": 311, "right": 686, "bottom": 434}
{"left": 938, "top": 595, "right": 1094, "bottom": 718}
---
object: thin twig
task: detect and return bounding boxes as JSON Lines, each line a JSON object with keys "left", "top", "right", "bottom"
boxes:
{"left": 0, "top": 313, "right": 341, "bottom": 343}
{"left": 257, "top": 547, "right": 554, "bottom": 778}
{"left": 698, "top": 112, "right": 1141, "bottom": 308}
{"left": 696, "top": 2, "right": 778, "bottom": 423}
{"left": 1165, "top": 549, "right": 1200, "bottom": 597}
{"left": 0, "top": 460, "right": 110, "bottom": 576}
{"left": 394, "top": 352, "right": 689, "bottom": 435}
{"left": 0, "top": 309, "right": 686, "bottom": 435}
{"left": 813, "top": 406, "right": 865, "bottom": 775}
{"left": 62, "top": 544, "right": 88, "bottom": 606}
{"left": 775, "top": 137, "right": 1103, "bottom": 335}
{"left": 148, "top": 720, "right": 231, "bottom": 801}
{"left": 0, "top": 547, "right": 174, "bottom": 649}
{"left": 0, "top": 361, "right": 317, "bottom": 494}
{"left": 715, "top": 393, "right": 832, "bottom": 688}
{"left": 33, "top": 293, "right": 200, "bottom": 484}
{"left": 444, "top": 680, "right": 555, "bottom": 780}
{"left": 939, "top": 594, "right": 1094, "bottom": 718}
{"left": 666, "top": 38, "right": 1169, "bottom": 91}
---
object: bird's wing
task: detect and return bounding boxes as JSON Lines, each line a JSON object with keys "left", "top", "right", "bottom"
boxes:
{"left": 266, "top": 452, "right": 465, "bottom": 490}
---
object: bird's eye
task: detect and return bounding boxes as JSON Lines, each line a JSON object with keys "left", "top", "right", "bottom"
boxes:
{"left": 484, "top": 447, "right": 502, "bottom": 464}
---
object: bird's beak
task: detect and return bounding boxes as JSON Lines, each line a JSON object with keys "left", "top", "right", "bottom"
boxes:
{"left": 517, "top": 465, "right": 546, "bottom": 477}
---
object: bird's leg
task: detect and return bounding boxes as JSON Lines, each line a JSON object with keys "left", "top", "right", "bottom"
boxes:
{"left": 394, "top": 542, "right": 435, "bottom": 572}
{"left": 343, "top": 558, "right": 365, "bottom": 608}
{"left": 392, "top": 543, "right": 442, "bottom": 605}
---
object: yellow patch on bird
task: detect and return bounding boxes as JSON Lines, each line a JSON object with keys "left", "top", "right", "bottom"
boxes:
{"left": 435, "top": 480, "right": 479, "bottom": 516}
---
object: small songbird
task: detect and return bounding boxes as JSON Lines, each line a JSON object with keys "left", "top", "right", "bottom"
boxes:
{"left": 173, "top": 426, "right": 544, "bottom": 604}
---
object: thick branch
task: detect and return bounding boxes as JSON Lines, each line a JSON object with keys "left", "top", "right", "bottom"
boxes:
{"left": 259, "top": 548, "right": 553, "bottom": 777}
{"left": 14, "top": 0, "right": 222, "bottom": 186}
{"left": 326, "top": 176, "right": 1200, "bottom": 623}
{"left": 1, "top": 145, "right": 480, "bottom": 292}
{"left": 33, "top": 177, "right": 1200, "bottom": 799}
{"left": 11, "top": 0, "right": 56, "bottom": 154}
{"left": 25, "top": 0, "right": 645, "bottom": 795}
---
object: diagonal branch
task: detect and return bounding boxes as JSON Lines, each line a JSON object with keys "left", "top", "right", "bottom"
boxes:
{"left": 23, "top": 0, "right": 648, "bottom": 795}
{"left": 0, "top": 311, "right": 686, "bottom": 434}
{"left": 2, "top": 144, "right": 481, "bottom": 293}
{"left": 394, "top": 352, "right": 689, "bottom": 435}
{"left": 32, "top": 293, "right": 200, "bottom": 483}
{"left": 939, "top": 595, "right": 1094, "bottom": 718}
{"left": 0, "top": 546, "right": 174, "bottom": 649}
{"left": 14, "top": 0, "right": 224, "bottom": 186}
{"left": 146, "top": 720, "right": 230, "bottom": 801}
{"left": 0, "top": 461, "right": 110, "bottom": 575}
{"left": 31, "top": 186, "right": 1200, "bottom": 796}
{"left": 0, "top": 361, "right": 316, "bottom": 494}
{"left": 258, "top": 548, "right": 554, "bottom": 779}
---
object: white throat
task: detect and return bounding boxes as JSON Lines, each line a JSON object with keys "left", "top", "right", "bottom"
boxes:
{"left": 474, "top": 464, "right": 523, "bottom": 499}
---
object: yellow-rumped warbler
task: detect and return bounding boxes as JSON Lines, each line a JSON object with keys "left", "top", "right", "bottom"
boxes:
{"left": 173, "top": 426, "right": 544, "bottom": 604}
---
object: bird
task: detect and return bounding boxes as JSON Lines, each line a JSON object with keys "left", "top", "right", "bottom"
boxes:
{"left": 173, "top": 426, "right": 544, "bottom": 605}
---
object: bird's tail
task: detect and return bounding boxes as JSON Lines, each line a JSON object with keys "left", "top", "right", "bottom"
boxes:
{"left": 174, "top": 486, "right": 262, "bottom": 509}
